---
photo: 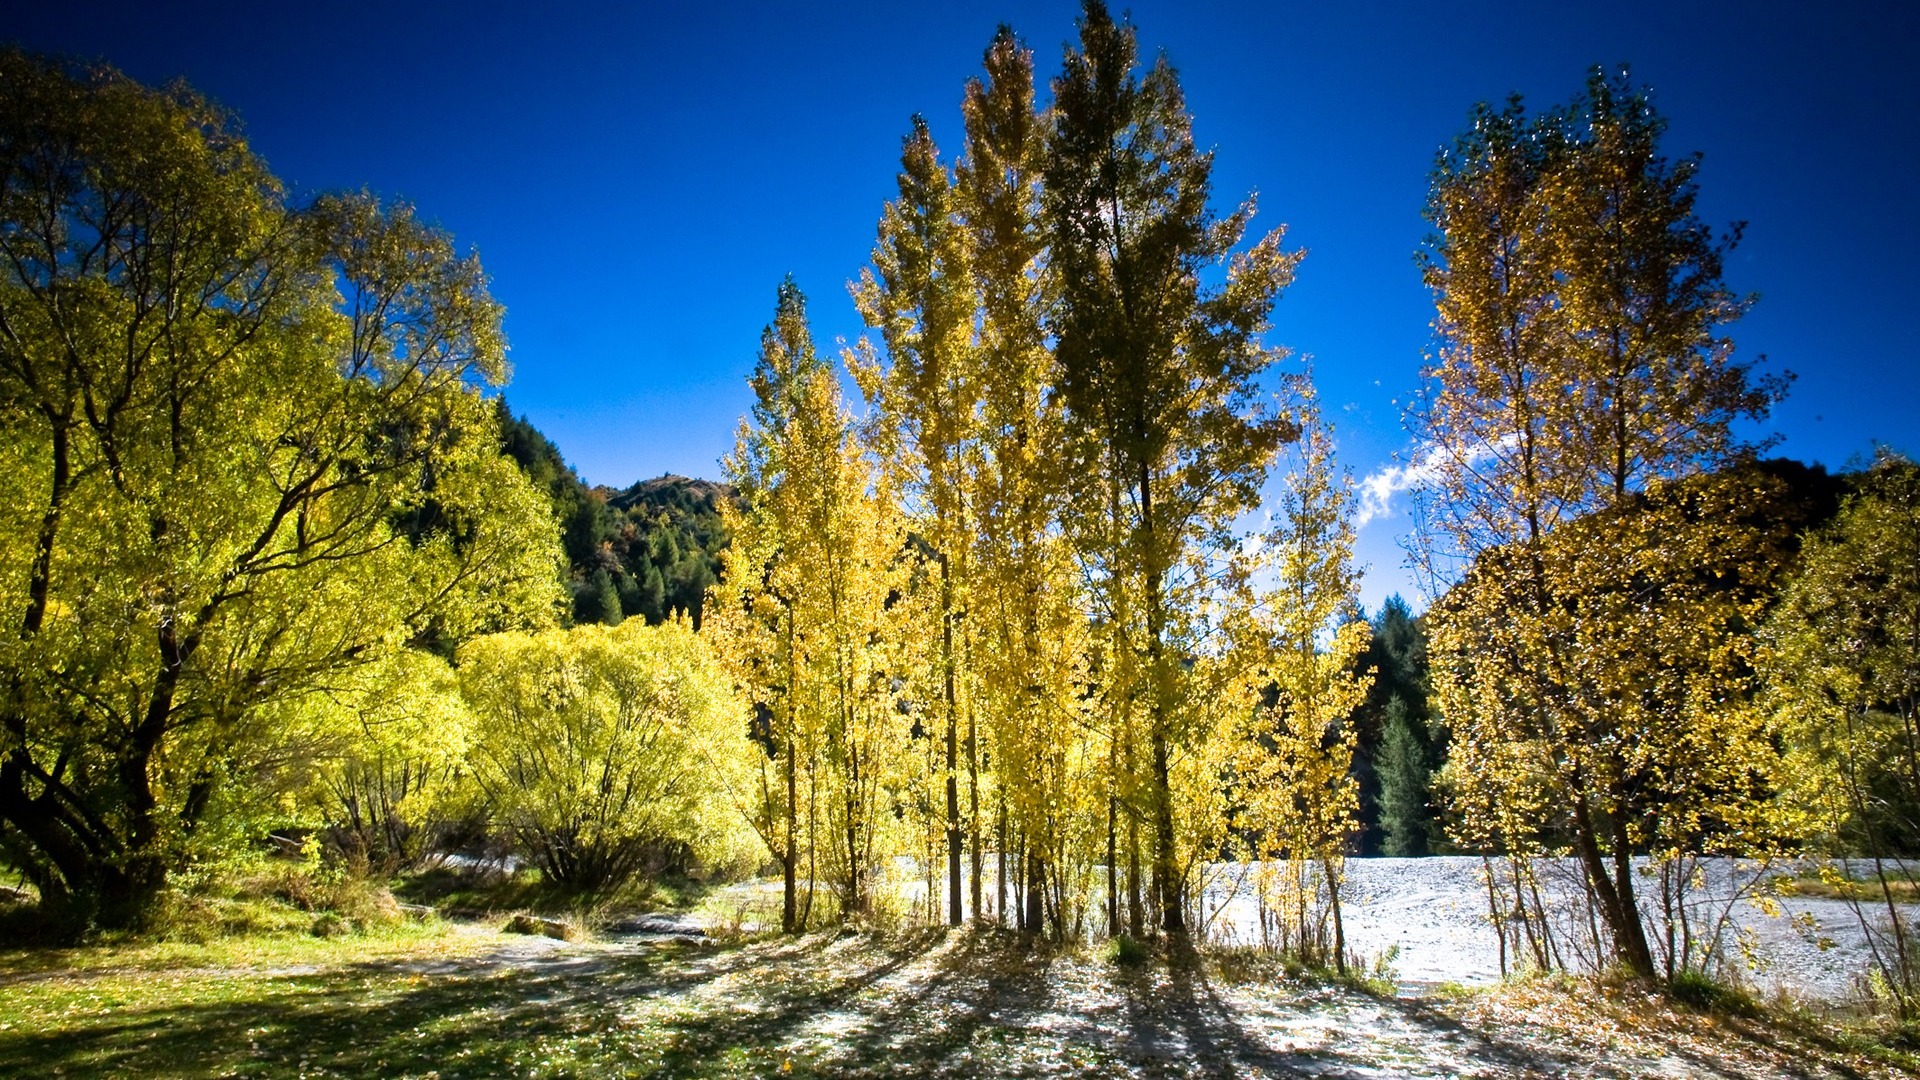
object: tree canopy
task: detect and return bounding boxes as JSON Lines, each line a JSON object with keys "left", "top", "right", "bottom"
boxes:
{"left": 0, "top": 51, "right": 562, "bottom": 926}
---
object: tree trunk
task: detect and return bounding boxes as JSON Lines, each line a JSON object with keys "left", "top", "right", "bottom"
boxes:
{"left": 783, "top": 715, "right": 798, "bottom": 934}
{"left": 1025, "top": 850, "right": 1045, "bottom": 935}
{"left": 1105, "top": 792, "right": 1119, "bottom": 938}
{"left": 1568, "top": 789, "right": 1656, "bottom": 978}
{"left": 968, "top": 697, "right": 982, "bottom": 923}
{"left": 943, "top": 556, "right": 962, "bottom": 926}
{"left": 996, "top": 795, "right": 1008, "bottom": 927}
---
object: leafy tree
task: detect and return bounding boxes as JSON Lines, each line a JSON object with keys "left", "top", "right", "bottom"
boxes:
{"left": 1227, "top": 389, "right": 1370, "bottom": 970}
{"left": 710, "top": 282, "right": 910, "bottom": 929}
{"left": 1432, "top": 466, "right": 1805, "bottom": 977}
{"left": 0, "top": 53, "right": 562, "bottom": 927}
{"left": 1413, "top": 68, "right": 1781, "bottom": 979}
{"left": 1765, "top": 453, "right": 1920, "bottom": 1017}
{"left": 854, "top": 97, "right": 987, "bottom": 925}
{"left": 460, "top": 620, "right": 754, "bottom": 897}
{"left": 1044, "top": 0, "right": 1301, "bottom": 933}
{"left": 957, "top": 27, "right": 1099, "bottom": 938}
{"left": 301, "top": 651, "right": 481, "bottom": 874}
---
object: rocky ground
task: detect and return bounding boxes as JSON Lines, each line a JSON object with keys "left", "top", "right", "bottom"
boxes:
{"left": 1244, "top": 856, "right": 1898, "bottom": 1001}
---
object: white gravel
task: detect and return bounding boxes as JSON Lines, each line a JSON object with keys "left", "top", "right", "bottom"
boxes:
{"left": 1200, "top": 856, "right": 1916, "bottom": 1001}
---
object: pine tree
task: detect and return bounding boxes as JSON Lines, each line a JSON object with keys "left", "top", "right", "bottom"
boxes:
{"left": 1376, "top": 696, "right": 1432, "bottom": 857}
{"left": 579, "top": 569, "right": 623, "bottom": 626}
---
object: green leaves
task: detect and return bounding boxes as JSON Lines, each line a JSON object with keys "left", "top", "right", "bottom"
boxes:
{"left": 461, "top": 620, "right": 755, "bottom": 894}
{"left": 0, "top": 51, "right": 561, "bottom": 922}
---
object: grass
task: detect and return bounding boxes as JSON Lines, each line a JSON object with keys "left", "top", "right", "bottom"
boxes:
{"left": 1776, "top": 870, "right": 1920, "bottom": 904}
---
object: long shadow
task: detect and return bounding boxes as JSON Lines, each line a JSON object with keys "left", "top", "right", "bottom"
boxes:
{"left": 1635, "top": 1007, "right": 1879, "bottom": 1080}
{"left": 0, "top": 932, "right": 934, "bottom": 1079}
{"left": 1138, "top": 940, "right": 1628, "bottom": 1079}
{"left": 825, "top": 928, "right": 1075, "bottom": 1073}
{"left": 1136, "top": 936, "right": 1313, "bottom": 1078}
{"left": 1368, "top": 990, "right": 1609, "bottom": 1076}
{"left": 636, "top": 930, "right": 935, "bottom": 1075}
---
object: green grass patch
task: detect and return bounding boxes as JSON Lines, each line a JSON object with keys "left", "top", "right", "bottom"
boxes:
{"left": 1775, "top": 870, "right": 1920, "bottom": 904}
{"left": 1666, "top": 968, "right": 1760, "bottom": 1016}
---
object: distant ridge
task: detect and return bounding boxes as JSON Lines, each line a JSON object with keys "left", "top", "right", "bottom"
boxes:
{"left": 604, "top": 474, "right": 732, "bottom": 512}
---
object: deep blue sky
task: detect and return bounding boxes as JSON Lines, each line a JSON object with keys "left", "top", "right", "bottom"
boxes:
{"left": 8, "top": 1, "right": 1916, "bottom": 610}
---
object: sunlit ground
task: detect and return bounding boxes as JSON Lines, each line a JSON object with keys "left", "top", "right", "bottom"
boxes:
{"left": 1, "top": 919, "right": 1912, "bottom": 1079}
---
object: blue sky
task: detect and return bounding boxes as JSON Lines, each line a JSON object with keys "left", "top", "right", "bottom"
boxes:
{"left": 9, "top": 0, "right": 1916, "bottom": 611}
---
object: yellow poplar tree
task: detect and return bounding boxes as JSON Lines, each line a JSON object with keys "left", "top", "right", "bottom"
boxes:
{"left": 1415, "top": 69, "right": 1781, "bottom": 980}
{"left": 1229, "top": 388, "right": 1370, "bottom": 970}
{"left": 957, "top": 26, "right": 1100, "bottom": 938}
{"left": 853, "top": 112, "right": 985, "bottom": 925}
{"left": 1764, "top": 454, "right": 1920, "bottom": 1016}
{"left": 1044, "top": 0, "right": 1301, "bottom": 935}
{"left": 711, "top": 281, "right": 908, "bottom": 928}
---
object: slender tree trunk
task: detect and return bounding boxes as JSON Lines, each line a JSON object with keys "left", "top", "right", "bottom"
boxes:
{"left": 940, "top": 553, "right": 962, "bottom": 926}
{"left": 783, "top": 616, "right": 799, "bottom": 934}
{"left": 1127, "top": 803, "right": 1143, "bottom": 938}
{"left": 1106, "top": 753, "right": 1119, "bottom": 937}
{"left": 1025, "top": 850, "right": 1045, "bottom": 935}
{"left": 783, "top": 741, "right": 798, "bottom": 934}
{"left": 969, "top": 697, "right": 982, "bottom": 922}
{"left": 1327, "top": 857, "right": 1347, "bottom": 976}
{"left": 1137, "top": 462, "right": 1183, "bottom": 936}
{"left": 996, "top": 794, "right": 1008, "bottom": 927}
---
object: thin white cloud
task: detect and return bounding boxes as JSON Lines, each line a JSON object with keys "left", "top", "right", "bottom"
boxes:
{"left": 1354, "top": 436, "right": 1516, "bottom": 529}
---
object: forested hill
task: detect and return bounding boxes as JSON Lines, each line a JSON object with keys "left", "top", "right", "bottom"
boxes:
{"left": 496, "top": 400, "right": 732, "bottom": 628}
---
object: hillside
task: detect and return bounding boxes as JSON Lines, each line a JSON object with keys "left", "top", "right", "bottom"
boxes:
{"left": 497, "top": 402, "right": 732, "bottom": 629}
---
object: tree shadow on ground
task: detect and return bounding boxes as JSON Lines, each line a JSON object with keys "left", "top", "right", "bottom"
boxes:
{"left": 0, "top": 933, "right": 928, "bottom": 1078}
{"left": 1638, "top": 1006, "right": 1883, "bottom": 1080}
{"left": 1, "top": 929, "right": 1900, "bottom": 1078}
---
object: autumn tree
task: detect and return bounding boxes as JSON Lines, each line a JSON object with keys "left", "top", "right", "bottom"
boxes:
{"left": 1228, "top": 390, "right": 1370, "bottom": 970}
{"left": 0, "top": 53, "right": 562, "bottom": 928}
{"left": 710, "top": 282, "right": 910, "bottom": 929}
{"left": 1415, "top": 69, "right": 1781, "bottom": 978}
{"left": 955, "top": 27, "right": 1101, "bottom": 938}
{"left": 1765, "top": 453, "right": 1920, "bottom": 1017}
{"left": 301, "top": 650, "right": 481, "bottom": 874}
{"left": 460, "top": 620, "right": 753, "bottom": 897}
{"left": 1044, "top": 0, "right": 1300, "bottom": 934}
{"left": 853, "top": 112, "right": 983, "bottom": 926}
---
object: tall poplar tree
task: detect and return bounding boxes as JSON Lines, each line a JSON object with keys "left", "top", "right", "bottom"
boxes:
{"left": 712, "top": 281, "right": 907, "bottom": 928}
{"left": 853, "top": 115, "right": 982, "bottom": 926}
{"left": 1044, "top": 0, "right": 1300, "bottom": 934}
{"left": 1229, "top": 389, "right": 1370, "bottom": 970}
{"left": 957, "top": 27, "right": 1097, "bottom": 938}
